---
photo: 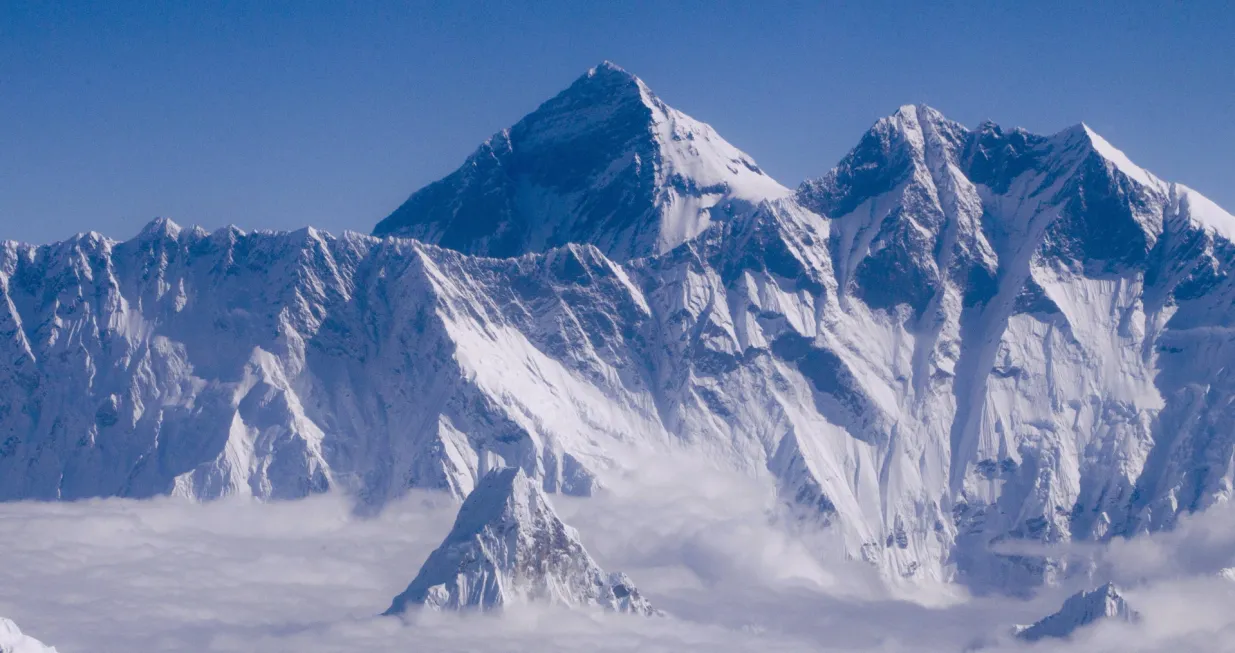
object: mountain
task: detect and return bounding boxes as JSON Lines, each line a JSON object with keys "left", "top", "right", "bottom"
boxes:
{"left": 1013, "top": 583, "right": 1139, "bottom": 641}
{"left": 0, "top": 223, "right": 654, "bottom": 506}
{"left": 385, "top": 466, "right": 657, "bottom": 615}
{"left": 2, "top": 65, "right": 1235, "bottom": 596}
{"left": 0, "top": 618, "right": 58, "bottom": 653}
{"left": 372, "top": 61, "right": 788, "bottom": 261}
{"left": 795, "top": 104, "right": 1235, "bottom": 591}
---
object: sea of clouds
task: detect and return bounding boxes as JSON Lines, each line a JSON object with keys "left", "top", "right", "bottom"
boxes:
{"left": 2, "top": 455, "right": 1235, "bottom": 652}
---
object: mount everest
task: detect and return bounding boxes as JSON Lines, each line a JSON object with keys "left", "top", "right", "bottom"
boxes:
{"left": 2, "top": 61, "right": 1234, "bottom": 598}
{"left": 372, "top": 61, "right": 789, "bottom": 261}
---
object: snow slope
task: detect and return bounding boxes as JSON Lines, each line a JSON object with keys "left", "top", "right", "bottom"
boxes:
{"left": 385, "top": 466, "right": 656, "bottom": 615}
{"left": 3, "top": 68, "right": 1235, "bottom": 596}
{"left": 0, "top": 618, "right": 57, "bottom": 653}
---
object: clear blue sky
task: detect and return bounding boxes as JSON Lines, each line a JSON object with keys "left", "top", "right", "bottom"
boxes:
{"left": 2, "top": 1, "right": 1232, "bottom": 244}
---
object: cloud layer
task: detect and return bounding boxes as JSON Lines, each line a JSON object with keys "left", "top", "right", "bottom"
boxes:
{"left": 1, "top": 458, "right": 1234, "bottom": 652}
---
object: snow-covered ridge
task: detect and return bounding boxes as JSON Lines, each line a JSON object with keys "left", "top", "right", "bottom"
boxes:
{"left": 385, "top": 466, "right": 657, "bottom": 615}
{"left": 0, "top": 618, "right": 58, "bottom": 653}
{"left": 4, "top": 66, "right": 1235, "bottom": 596}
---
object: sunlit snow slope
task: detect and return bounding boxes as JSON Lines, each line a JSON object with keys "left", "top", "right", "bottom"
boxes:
{"left": 0, "top": 618, "right": 57, "bottom": 653}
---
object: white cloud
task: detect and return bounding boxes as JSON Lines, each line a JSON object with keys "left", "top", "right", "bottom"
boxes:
{"left": 2, "top": 459, "right": 1235, "bottom": 652}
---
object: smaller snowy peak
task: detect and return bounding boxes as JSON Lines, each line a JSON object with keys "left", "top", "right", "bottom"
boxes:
{"left": 583, "top": 60, "right": 639, "bottom": 87}
{"left": 1013, "top": 583, "right": 1139, "bottom": 642}
{"left": 0, "top": 618, "right": 58, "bottom": 653}
{"left": 880, "top": 103, "right": 968, "bottom": 145}
{"left": 886, "top": 103, "right": 959, "bottom": 132}
{"left": 384, "top": 467, "right": 657, "bottom": 616}
{"left": 137, "top": 216, "right": 184, "bottom": 241}
{"left": 796, "top": 103, "right": 967, "bottom": 218}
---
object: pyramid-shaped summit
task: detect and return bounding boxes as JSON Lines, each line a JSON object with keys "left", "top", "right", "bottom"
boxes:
{"left": 384, "top": 467, "right": 657, "bottom": 615}
{"left": 0, "top": 617, "right": 59, "bottom": 653}
{"left": 1013, "top": 583, "right": 1139, "bottom": 642}
{"left": 373, "top": 61, "right": 787, "bottom": 261}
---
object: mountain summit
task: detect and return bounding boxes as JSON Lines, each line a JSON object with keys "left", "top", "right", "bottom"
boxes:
{"left": 0, "top": 618, "right": 58, "bottom": 653}
{"left": 372, "top": 61, "right": 787, "bottom": 261}
{"left": 1014, "top": 583, "right": 1139, "bottom": 641}
{"left": 385, "top": 467, "right": 657, "bottom": 615}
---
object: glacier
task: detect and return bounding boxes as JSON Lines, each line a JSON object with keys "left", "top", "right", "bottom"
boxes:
{"left": 2, "top": 63, "right": 1234, "bottom": 596}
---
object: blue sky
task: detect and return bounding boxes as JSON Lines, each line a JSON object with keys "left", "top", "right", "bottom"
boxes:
{"left": 2, "top": 1, "right": 1232, "bottom": 244}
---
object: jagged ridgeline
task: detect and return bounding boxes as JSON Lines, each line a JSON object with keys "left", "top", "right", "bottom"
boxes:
{"left": 3, "top": 62, "right": 1234, "bottom": 595}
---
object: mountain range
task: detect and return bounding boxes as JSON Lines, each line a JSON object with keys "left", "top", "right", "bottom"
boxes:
{"left": 2, "top": 62, "right": 1233, "bottom": 595}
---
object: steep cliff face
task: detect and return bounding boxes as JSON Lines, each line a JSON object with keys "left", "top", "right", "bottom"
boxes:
{"left": 3, "top": 66, "right": 1234, "bottom": 596}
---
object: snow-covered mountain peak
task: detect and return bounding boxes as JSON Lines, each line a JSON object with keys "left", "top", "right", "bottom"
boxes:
{"left": 384, "top": 467, "right": 657, "bottom": 615}
{"left": 0, "top": 618, "right": 58, "bottom": 653}
{"left": 1042, "top": 122, "right": 1167, "bottom": 194}
{"left": 796, "top": 104, "right": 969, "bottom": 219}
{"left": 870, "top": 104, "right": 967, "bottom": 150}
{"left": 372, "top": 63, "right": 785, "bottom": 261}
{"left": 887, "top": 103, "right": 957, "bottom": 131}
{"left": 1014, "top": 583, "right": 1139, "bottom": 642}
{"left": 1076, "top": 123, "right": 1160, "bottom": 188}
{"left": 138, "top": 216, "right": 183, "bottom": 241}
{"left": 440, "top": 466, "right": 537, "bottom": 538}
{"left": 580, "top": 59, "right": 640, "bottom": 88}
{"left": 592, "top": 59, "right": 630, "bottom": 75}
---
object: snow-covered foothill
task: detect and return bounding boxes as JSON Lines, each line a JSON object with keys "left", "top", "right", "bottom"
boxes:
{"left": 1013, "top": 583, "right": 1138, "bottom": 641}
{"left": 385, "top": 466, "right": 657, "bottom": 615}
{"left": 0, "top": 618, "right": 58, "bottom": 653}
